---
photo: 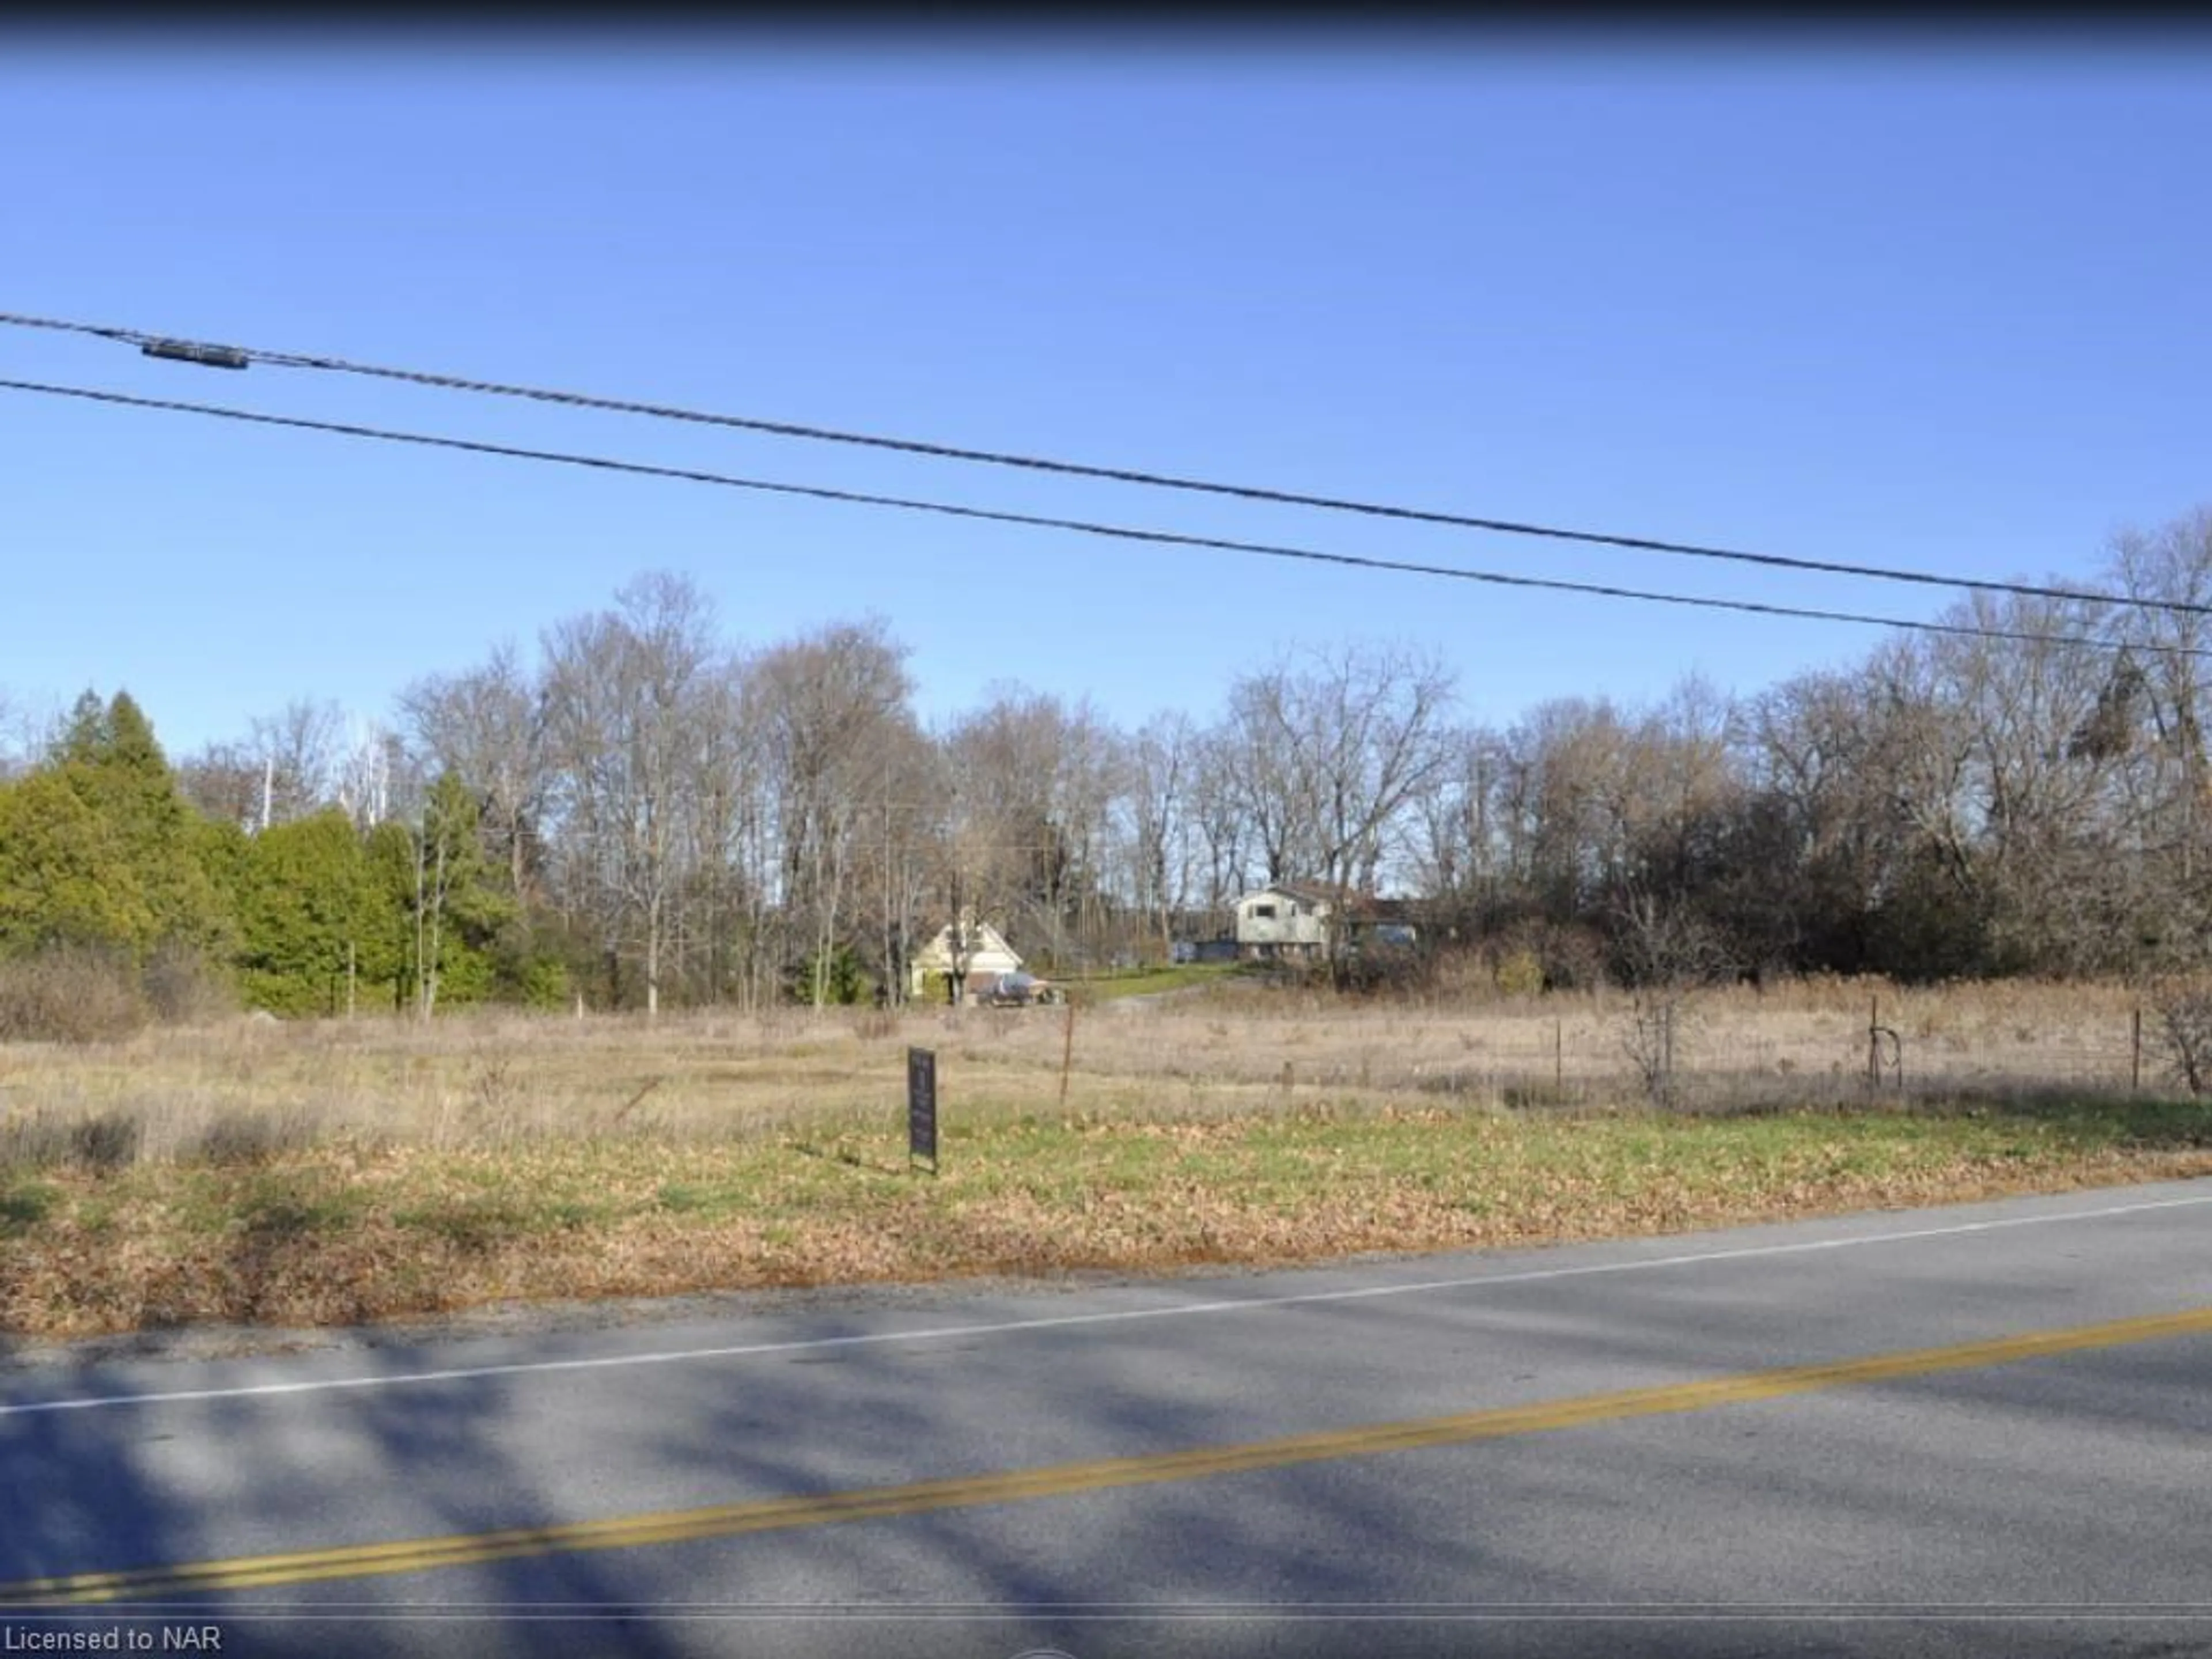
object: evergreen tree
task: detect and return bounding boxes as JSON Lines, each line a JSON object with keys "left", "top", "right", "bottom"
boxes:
{"left": 0, "top": 770, "right": 152, "bottom": 953}
{"left": 234, "top": 809, "right": 377, "bottom": 1014}
{"left": 361, "top": 820, "right": 419, "bottom": 1013}
{"left": 366, "top": 773, "right": 514, "bottom": 1016}
{"left": 43, "top": 690, "right": 230, "bottom": 959}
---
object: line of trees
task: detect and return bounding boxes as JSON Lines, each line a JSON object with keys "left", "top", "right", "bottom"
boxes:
{"left": 6, "top": 509, "right": 2212, "bottom": 1018}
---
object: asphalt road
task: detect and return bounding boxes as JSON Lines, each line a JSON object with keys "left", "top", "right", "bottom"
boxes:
{"left": 7, "top": 1178, "right": 2212, "bottom": 1659}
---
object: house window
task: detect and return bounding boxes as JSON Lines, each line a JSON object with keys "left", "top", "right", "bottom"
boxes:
{"left": 1253, "top": 903, "right": 1277, "bottom": 919}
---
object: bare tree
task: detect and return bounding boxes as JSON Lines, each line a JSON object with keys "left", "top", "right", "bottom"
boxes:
{"left": 942, "top": 686, "right": 1125, "bottom": 972}
{"left": 406, "top": 774, "right": 480, "bottom": 1020}
{"left": 399, "top": 642, "right": 550, "bottom": 896}
{"left": 1411, "top": 722, "right": 1512, "bottom": 928}
{"left": 1122, "top": 711, "right": 1196, "bottom": 962}
{"left": 861, "top": 721, "right": 949, "bottom": 1005}
{"left": 681, "top": 655, "right": 770, "bottom": 1008}
{"left": 1629, "top": 673, "right": 1741, "bottom": 899}
{"left": 2101, "top": 509, "right": 2212, "bottom": 965}
{"left": 754, "top": 618, "right": 921, "bottom": 1007}
{"left": 1613, "top": 888, "right": 1737, "bottom": 1108}
{"left": 332, "top": 718, "right": 406, "bottom": 832}
{"left": 1736, "top": 668, "right": 1897, "bottom": 971}
{"left": 1217, "top": 642, "right": 1456, "bottom": 979}
{"left": 175, "top": 702, "right": 344, "bottom": 832}
{"left": 0, "top": 690, "right": 26, "bottom": 781}
{"left": 1926, "top": 588, "right": 2134, "bottom": 974}
{"left": 539, "top": 573, "right": 721, "bottom": 1018}
{"left": 1052, "top": 703, "right": 1129, "bottom": 969}
{"left": 1497, "top": 696, "right": 1637, "bottom": 919}
{"left": 2151, "top": 971, "right": 2212, "bottom": 1095}
{"left": 176, "top": 738, "right": 267, "bottom": 832}
{"left": 1184, "top": 726, "right": 1253, "bottom": 935}
{"left": 248, "top": 699, "right": 347, "bottom": 828}
{"left": 1215, "top": 670, "right": 1315, "bottom": 889}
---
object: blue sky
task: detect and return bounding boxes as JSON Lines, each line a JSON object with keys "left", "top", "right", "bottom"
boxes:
{"left": 4, "top": 31, "right": 2210, "bottom": 761}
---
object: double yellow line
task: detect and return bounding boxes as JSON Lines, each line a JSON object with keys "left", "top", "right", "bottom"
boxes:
{"left": 9, "top": 1304, "right": 2212, "bottom": 1605}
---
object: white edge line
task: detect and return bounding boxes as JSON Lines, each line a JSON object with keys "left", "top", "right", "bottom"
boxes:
{"left": 6, "top": 1188, "right": 2211, "bottom": 1418}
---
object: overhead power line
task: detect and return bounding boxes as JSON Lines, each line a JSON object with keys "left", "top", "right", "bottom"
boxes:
{"left": 6, "top": 373, "right": 2200, "bottom": 665}
{"left": 0, "top": 306, "right": 2196, "bottom": 621}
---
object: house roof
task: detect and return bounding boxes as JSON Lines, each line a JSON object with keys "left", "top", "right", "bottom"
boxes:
{"left": 910, "top": 919, "right": 1022, "bottom": 972}
{"left": 1244, "top": 881, "right": 1335, "bottom": 909}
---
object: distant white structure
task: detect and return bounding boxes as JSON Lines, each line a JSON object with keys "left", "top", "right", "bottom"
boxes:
{"left": 909, "top": 914, "right": 1024, "bottom": 1001}
{"left": 1233, "top": 881, "right": 1420, "bottom": 961}
{"left": 1233, "top": 882, "right": 1334, "bottom": 961}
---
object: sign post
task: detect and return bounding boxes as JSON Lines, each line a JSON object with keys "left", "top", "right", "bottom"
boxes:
{"left": 907, "top": 1046, "right": 938, "bottom": 1174}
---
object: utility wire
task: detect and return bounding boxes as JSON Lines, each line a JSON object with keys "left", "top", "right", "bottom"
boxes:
{"left": 6, "top": 373, "right": 2199, "bottom": 665}
{"left": 0, "top": 306, "right": 2196, "bottom": 622}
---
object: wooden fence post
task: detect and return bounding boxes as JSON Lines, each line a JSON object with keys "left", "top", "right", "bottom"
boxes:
{"left": 1058, "top": 994, "right": 1078, "bottom": 1109}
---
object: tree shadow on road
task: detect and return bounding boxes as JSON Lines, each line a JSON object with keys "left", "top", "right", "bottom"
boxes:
{"left": 9, "top": 1195, "right": 2212, "bottom": 1659}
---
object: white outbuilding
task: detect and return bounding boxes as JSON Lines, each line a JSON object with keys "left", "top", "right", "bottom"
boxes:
{"left": 909, "top": 914, "right": 1025, "bottom": 1001}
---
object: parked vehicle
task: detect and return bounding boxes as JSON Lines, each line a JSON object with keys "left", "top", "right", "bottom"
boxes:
{"left": 980, "top": 971, "right": 1062, "bottom": 1007}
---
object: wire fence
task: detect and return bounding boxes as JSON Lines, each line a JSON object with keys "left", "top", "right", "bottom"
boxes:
{"left": 1061, "top": 983, "right": 2186, "bottom": 1114}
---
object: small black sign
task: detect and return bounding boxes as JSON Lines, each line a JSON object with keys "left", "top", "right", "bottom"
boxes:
{"left": 907, "top": 1046, "right": 938, "bottom": 1172}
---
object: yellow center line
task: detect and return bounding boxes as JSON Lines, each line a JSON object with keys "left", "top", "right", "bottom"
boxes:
{"left": 9, "top": 1304, "right": 2212, "bottom": 1606}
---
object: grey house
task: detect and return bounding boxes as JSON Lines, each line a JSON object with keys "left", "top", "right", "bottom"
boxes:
{"left": 1233, "top": 882, "right": 1334, "bottom": 960}
{"left": 1233, "top": 882, "right": 1422, "bottom": 961}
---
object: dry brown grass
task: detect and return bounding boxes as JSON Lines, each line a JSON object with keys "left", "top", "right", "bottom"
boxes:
{"left": 0, "top": 977, "right": 2204, "bottom": 1339}
{"left": 0, "top": 974, "right": 2162, "bottom": 1154}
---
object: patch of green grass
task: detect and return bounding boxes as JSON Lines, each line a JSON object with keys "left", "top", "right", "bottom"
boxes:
{"left": 1056, "top": 963, "right": 1247, "bottom": 1003}
{"left": 0, "top": 1181, "right": 57, "bottom": 1234}
{"left": 393, "top": 1195, "right": 540, "bottom": 1253}
{"left": 10, "top": 1088, "right": 2212, "bottom": 1339}
{"left": 655, "top": 1183, "right": 713, "bottom": 1215}
{"left": 161, "top": 1167, "right": 342, "bottom": 1234}
{"left": 1936, "top": 1093, "right": 2212, "bottom": 1149}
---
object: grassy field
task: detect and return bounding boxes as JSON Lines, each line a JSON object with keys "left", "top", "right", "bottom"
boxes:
{"left": 1049, "top": 961, "right": 1249, "bottom": 1002}
{"left": 2, "top": 975, "right": 2208, "bottom": 1339}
